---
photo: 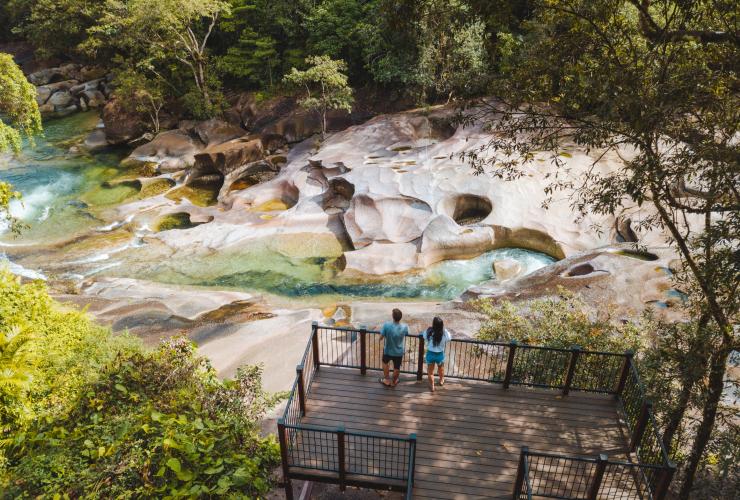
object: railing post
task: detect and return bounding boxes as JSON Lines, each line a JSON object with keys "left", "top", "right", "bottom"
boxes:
{"left": 311, "top": 321, "right": 320, "bottom": 370}
{"left": 360, "top": 327, "right": 367, "bottom": 375}
{"left": 563, "top": 345, "right": 581, "bottom": 395}
{"left": 629, "top": 400, "right": 653, "bottom": 451}
{"left": 277, "top": 418, "right": 294, "bottom": 500}
{"left": 503, "top": 340, "right": 517, "bottom": 389}
{"left": 408, "top": 433, "right": 417, "bottom": 486}
{"left": 587, "top": 454, "right": 608, "bottom": 500}
{"left": 337, "top": 426, "right": 346, "bottom": 491}
{"left": 653, "top": 461, "right": 677, "bottom": 500}
{"left": 512, "top": 446, "right": 528, "bottom": 499}
{"left": 614, "top": 350, "right": 634, "bottom": 398}
{"left": 296, "top": 365, "right": 306, "bottom": 416}
{"left": 416, "top": 334, "right": 425, "bottom": 381}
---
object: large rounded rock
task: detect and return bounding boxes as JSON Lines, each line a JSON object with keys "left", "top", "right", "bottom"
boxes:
{"left": 82, "top": 128, "right": 109, "bottom": 152}
{"left": 193, "top": 118, "right": 246, "bottom": 146}
{"left": 343, "top": 194, "right": 433, "bottom": 247}
{"left": 128, "top": 130, "right": 205, "bottom": 172}
{"left": 419, "top": 214, "right": 494, "bottom": 266}
{"left": 81, "top": 89, "right": 106, "bottom": 108}
{"left": 47, "top": 90, "right": 74, "bottom": 108}
{"left": 192, "top": 138, "right": 265, "bottom": 176}
{"left": 102, "top": 99, "right": 148, "bottom": 145}
{"left": 344, "top": 242, "right": 420, "bottom": 275}
{"left": 35, "top": 86, "right": 52, "bottom": 105}
{"left": 493, "top": 259, "right": 522, "bottom": 281}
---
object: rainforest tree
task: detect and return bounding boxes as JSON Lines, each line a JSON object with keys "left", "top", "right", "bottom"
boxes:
{"left": 465, "top": 1, "right": 738, "bottom": 496}
{"left": 0, "top": 53, "right": 41, "bottom": 234}
{"left": 283, "top": 55, "right": 354, "bottom": 139}
{"left": 87, "top": 0, "right": 230, "bottom": 118}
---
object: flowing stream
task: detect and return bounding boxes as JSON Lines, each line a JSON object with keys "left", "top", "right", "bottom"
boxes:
{"left": 1, "top": 113, "right": 555, "bottom": 300}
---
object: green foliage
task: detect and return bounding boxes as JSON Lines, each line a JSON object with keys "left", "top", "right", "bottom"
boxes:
{"left": 0, "top": 271, "right": 280, "bottom": 496}
{"left": 474, "top": 288, "right": 643, "bottom": 352}
{"left": 304, "top": 0, "right": 370, "bottom": 80}
{"left": 112, "top": 68, "right": 166, "bottom": 133}
{"left": 3, "top": 337, "right": 280, "bottom": 497}
{"left": 0, "top": 269, "right": 140, "bottom": 435}
{"left": 283, "top": 55, "right": 354, "bottom": 138}
{"left": 0, "top": 325, "right": 35, "bottom": 445}
{"left": 14, "top": 0, "right": 104, "bottom": 59}
{"left": 86, "top": 0, "right": 230, "bottom": 118}
{"left": 0, "top": 53, "right": 41, "bottom": 155}
{"left": 0, "top": 53, "right": 40, "bottom": 235}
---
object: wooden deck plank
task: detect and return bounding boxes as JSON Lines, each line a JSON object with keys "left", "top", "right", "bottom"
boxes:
{"left": 295, "top": 366, "right": 630, "bottom": 498}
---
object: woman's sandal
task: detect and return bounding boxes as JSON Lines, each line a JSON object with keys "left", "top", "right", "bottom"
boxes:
{"left": 379, "top": 377, "right": 391, "bottom": 387}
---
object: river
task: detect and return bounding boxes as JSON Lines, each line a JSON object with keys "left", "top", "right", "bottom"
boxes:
{"left": 0, "top": 113, "right": 555, "bottom": 300}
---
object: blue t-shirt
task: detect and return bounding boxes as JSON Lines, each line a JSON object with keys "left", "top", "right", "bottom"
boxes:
{"left": 380, "top": 321, "right": 408, "bottom": 357}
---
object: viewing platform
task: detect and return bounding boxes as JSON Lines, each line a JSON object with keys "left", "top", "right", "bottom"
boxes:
{"left": 277, "top": 324, "right": 675, "bottom": 499}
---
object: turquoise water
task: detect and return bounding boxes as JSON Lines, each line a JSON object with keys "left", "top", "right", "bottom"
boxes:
{"left": 190, "top": 247, "right": 554, "bottom": 300}
{"left": 0, "top": 112, "right": 130, "bottom": 244}
{"left": 1, "top": 113, "right": 557, "bottom": 300}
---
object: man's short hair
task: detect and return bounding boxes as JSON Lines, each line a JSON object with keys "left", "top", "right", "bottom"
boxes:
{"left": 392, "top": 308, "right": 402, "bottom": 322}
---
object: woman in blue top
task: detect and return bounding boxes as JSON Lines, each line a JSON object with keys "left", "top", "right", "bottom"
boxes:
{"left": 425, "top": 316, "right": 451, "bottom": 392}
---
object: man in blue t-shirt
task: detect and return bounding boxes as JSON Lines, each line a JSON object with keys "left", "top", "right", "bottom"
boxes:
{"left": 379, "top": 308, "right": 408, "bottom": 387}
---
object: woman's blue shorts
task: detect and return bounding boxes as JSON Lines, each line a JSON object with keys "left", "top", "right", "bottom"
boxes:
{"left": 426, "top": 351, "right": 445, "bottom": 365}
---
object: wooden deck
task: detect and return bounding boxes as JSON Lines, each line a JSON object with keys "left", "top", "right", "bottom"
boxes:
{"left": 300, "top": 366, "right": 630, "bottom": 499}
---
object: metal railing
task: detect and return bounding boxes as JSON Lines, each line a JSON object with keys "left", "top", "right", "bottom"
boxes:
{"left": 278, "top": 324, "right": 674, "bottom": 499}
{"left": 514, "top": 448, "right": 674, "bottom": 500}
{"left": 277, "top": 324, "right": 416, "bottom": 499}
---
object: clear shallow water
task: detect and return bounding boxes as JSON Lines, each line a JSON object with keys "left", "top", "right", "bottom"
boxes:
{"left": 1, "top": 113, "right": 557, "bottom": 300}
{"left": 192, "top": 247, "right": 554, "bottom": 300}
{"left": 0, "top": 112, "right": 129, "bottom": 243}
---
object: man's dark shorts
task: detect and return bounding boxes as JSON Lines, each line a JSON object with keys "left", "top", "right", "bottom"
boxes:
{"left": 382, "top": 354, "right": 403, "bottom": 370}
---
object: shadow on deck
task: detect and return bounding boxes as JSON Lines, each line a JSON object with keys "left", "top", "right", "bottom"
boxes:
{"left": 303, "top": 366, "right": 628, "bottom": 499}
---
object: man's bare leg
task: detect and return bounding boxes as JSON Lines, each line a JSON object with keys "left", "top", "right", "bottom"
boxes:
{"left": 381, "top": 362, "right": 392, "bottom": 386}
{"left": 392, "top": 368, "right": 400, "bottom": 386}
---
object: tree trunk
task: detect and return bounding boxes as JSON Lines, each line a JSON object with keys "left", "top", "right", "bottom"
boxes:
{"left": 321, "top": 108, "right": 327, "bottom": 141}
{"left": 196, "top": 60, "right": 211, "bottom": 111}
{"left": 677, "top": 344, "right": 731, "bottom": 499}
{"left": 663, "top": 313, "right": 711, "bottom": 449}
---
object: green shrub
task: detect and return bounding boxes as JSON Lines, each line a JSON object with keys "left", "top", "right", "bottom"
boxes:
{"left": 3, "top": 337, "right": 280, "bottom": 498}
{"left": 0, "top": 269, "right": 281, "bottom": 497}
{"left": 473, "top": 288, "right": 644, "bottom": 352}
{"left": 0, "top": 269, "right": 140, "bottom": 436}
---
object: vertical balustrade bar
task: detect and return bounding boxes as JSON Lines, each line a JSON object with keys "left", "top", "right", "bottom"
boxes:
{"left": 630, "top": 401, "right": 653, "bottom": 451}
{"left": 512, "top": 446, "right": 528, "bottom": 499}
{"left": 277, "top": 419, "right": 294, "bottom": 500}
{"left": 587, "top": 454, "right": 608, "bottom": 500}
{"left": 563, "top": 346, "right": 581, "bottom": 395}
{"left": 654, "top": 461, "right": 677, "bottom": 500}
{"left": 360, "top": 328, "right": 367, "bottom": 375}
{"left": 311, "top": 321, "right": 320, "bottom": 370}
{"left": 416, "top": 335, "right": 425, "bottom": 381}
{"left": 337, "top": 426, "right": 346, "bottom": 491}
{"left": 614, "top": 350, "right": 634, "bottom": 397}
{"left": 296, "top": 365, "right": 306, "bottom": 416}
{"left": 503, "top": 340, "right": 517, "bottom": 389}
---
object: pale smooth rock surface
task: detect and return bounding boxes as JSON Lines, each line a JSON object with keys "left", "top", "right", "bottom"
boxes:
{"left": 493, "top": 259, "right": 522, "bottom": 281}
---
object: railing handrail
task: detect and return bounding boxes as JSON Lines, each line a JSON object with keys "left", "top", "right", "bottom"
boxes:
{"left": 349, "top": 326, "right": 630, "bottom": 356}
{"left": 282, "top": 421, "right": 415, "bottom": 443}
{"left": 522, "top": 449, "right": 669, "bottom": 471}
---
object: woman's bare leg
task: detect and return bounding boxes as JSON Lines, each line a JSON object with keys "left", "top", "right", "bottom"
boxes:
{"left": 427, "top": 363, "right": 435, "bottom": 392}
{"left": 438, "top": 364, "right": 445, "bottom": 386}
